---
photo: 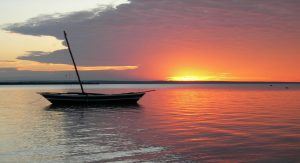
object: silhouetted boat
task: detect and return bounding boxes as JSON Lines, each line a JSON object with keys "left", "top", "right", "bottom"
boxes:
{"left": 39, "top": 91, "right": 149, "bottom": 105}
{"left": 39, "top": 31, "right": 153, "bottom": 105}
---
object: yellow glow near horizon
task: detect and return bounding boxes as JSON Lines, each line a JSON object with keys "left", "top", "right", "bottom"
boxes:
{"left": 167, "top": 68, "right": 214, "bottom": 81}
{"left": 167, "top": 68, "right": 234, "bottom": 81}
{"left": 168, "top": 75, "right": 203, "bottom": 81}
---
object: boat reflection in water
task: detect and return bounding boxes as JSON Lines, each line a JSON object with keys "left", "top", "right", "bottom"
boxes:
{"left": 42, "top": 100, "right": 167, "bottom": 162}
{"left": 44, "top": 102, "right": 142, "bottom": 111}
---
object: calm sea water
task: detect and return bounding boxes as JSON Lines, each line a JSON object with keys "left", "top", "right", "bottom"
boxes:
{"left": 1, "top": 84, "right": 300, "bottom": 162}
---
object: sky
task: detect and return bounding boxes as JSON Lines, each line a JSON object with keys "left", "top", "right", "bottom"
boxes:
{"left": 0, "top": 0, "right": 300, "bottom": 81}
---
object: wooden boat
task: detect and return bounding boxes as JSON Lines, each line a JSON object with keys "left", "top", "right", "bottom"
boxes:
{"left": 39, "top": 31, "right": 153, "bottom": 105}
{"left": 39, "top": 91, "right": 151, "bottom": 105}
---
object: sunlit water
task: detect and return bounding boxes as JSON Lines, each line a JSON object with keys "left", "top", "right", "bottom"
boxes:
{"left": 1, "top": 84, "right": 300, "bottom": 162}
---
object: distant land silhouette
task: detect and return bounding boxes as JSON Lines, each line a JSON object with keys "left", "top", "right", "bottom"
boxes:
{"left": 0, "top": 80, "right": 299, "bottom": 85}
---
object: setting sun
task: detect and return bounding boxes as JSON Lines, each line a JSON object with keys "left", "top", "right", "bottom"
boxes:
{"left": 168, "top": 75, "right": 203, "bottom": 81}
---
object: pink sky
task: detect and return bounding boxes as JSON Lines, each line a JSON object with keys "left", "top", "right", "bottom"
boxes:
{"left": 1, "top": 0, "right": 300, "bottom": 81}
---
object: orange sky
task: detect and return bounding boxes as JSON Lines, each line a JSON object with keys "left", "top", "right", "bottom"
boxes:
{"left": 1, "top": 0, "right": 300, "bottom": 81}
{"left": 134, "top": 30, "right": 300, "bottom": 81}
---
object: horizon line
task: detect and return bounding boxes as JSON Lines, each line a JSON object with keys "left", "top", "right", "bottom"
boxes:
{"left": 0, "top": 80, "right": 300, "bottom": 85}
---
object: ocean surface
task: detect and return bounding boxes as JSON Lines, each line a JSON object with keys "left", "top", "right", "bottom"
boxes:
{"left": 1, "top": 84, "right": 300, "bottom": 162}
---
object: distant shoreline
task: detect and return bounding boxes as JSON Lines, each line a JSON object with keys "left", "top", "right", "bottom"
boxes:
{"left": 0, "top": 81, "right": 299, "bottom": 85}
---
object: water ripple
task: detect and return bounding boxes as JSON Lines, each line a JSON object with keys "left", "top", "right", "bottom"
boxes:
{"left": 1, "top": 84, "right": 300, "bottom": 162}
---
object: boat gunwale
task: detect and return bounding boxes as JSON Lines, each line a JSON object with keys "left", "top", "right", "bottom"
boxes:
{"left": 38, "top": 92, "right": 147, "bottom": 98}
{"left": 38, "top": 90, "right": 153, "bottom": 96}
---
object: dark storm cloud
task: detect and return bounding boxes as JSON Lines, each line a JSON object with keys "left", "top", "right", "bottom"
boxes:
{"left": 5, "top": 0, "right": 300, "bottom": 66}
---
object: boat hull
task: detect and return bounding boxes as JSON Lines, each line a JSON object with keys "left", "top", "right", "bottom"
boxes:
{"left": 39, "top": 92, "right": 145, "bottom": 105}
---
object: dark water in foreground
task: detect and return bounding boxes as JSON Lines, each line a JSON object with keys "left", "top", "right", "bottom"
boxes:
{"left": 1, "top": 84, "right": 300, "bottom": 162}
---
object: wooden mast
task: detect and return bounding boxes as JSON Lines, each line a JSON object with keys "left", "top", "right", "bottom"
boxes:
{"left": 63, "top": 30, "right": 85, "bottom": 94}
